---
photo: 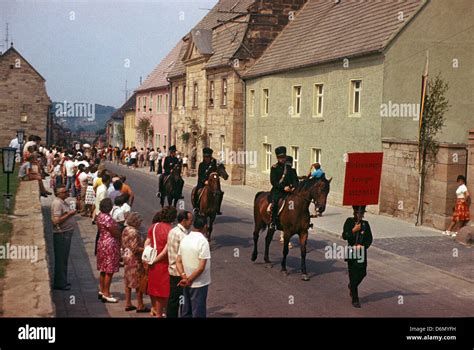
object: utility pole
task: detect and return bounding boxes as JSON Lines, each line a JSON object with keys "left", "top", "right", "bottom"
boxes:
{"left": 122, "top": 80, "right": 132, "bottom": 102}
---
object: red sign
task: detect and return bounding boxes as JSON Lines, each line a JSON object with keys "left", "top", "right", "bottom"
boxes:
{"left": 343, "top": 152, "right": 383, "bottom": 206}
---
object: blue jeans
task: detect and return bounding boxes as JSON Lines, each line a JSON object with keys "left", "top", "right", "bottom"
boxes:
{"left": 180, "top": 285, "right": 208, "bottom": 318}
{"left": 66, "top": 176, "right": 76, "bottom": 196}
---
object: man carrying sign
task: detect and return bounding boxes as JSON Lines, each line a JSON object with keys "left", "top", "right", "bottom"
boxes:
{"left": 342, "top": 205, "right": 373, "bottom": 308}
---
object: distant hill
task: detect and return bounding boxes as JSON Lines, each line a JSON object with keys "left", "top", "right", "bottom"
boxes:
{"left": 52, "top": 102, "right": 116, "bottom": 132}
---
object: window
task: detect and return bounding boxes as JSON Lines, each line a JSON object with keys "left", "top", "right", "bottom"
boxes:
{"left": 222, "top": 78, "right": 227, "bottom": 106}
{"left": 262, "top": 89, "right": 269, "bottom": 116}
{"left": 209, "top": 81, "right": 215, "bottom": 106}
{"left": 193, "top": 83, "right": 198, "bottom": 108}
{"left": 163, "top": 135, "right": 167, "bottom": 149}
{"left": 174, "top": 86, "right": 179, "bottom": 108}
{"left": 149, "top": 94, "right": 153, "bottom": 112}
{"left": 138, "top": 97, "right": 141, "bottom": 111}
{"left": 314, "top": 84, "right": 324, "bottom": 117}
{"left": 156, "top": 134, "right": 161, "bottom": 149}
{"left": 350, "top": 80, "right": 362, "bottom": 115}
{"left": 143, "top": 97, "right": 147, "bottom": 110}
{"left": 292, "top": 86, "right": 302, "bottom": 116}
{"left": 208, "top": 133, "right": 212, "bottom": 148}
{"left": 220, "top": 135, "right": 225, "bottom": 160}
{"left": 182, "top": 84, "right": 186, "bottom": 107}
{"left": 263, "top": 144, "right": 272, "bottom": 172}
{"left": 291, "top": 146, "right": 299, "bottom": 173}
{"left": 164, "top": 94, "right": 169, "bottom": 113}
{"left": 157, "top": 95, "right": 162, "bottom": 113}
{"left": 311, "top": 148, "right": 322, "bottom": 164}
{"left": 249, "top": 89, "right": 255, "bottom": 117}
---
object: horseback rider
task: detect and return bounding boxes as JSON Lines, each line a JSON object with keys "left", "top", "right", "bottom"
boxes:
{"left": 270, "top": 146, "right": 298, "bottom": 230}
{"left": 157, "top": 145, "right": 181, "bottom": 197}
{"left": 193, "top": 147, "right": 223, "bottom": 215}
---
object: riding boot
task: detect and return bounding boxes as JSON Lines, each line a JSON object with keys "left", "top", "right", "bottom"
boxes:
{"left": 157, "top": 176, "right": 163, "bottom": 198}
{"left": 216, "top": 191, "right": 223, "bottom": 215}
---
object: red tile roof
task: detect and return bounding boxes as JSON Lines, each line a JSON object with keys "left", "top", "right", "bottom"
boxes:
{"left": 136, "top": 40, "right": 184, "bottom": 92}
{"left": 244, "top": 0, "right": 426, "bottom": 79}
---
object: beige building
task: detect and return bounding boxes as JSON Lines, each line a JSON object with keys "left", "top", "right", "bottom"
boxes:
{"left": 243, "top": 0, "right": 474, "bottom": 229}
{"left": 168, "top": 0, "right": 308, "bottom": 184}
{"left": 0, "top": 45, "right": 52, "bottom": 147}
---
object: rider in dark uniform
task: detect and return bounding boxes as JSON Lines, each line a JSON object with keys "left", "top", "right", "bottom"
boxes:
{"left": 342, "top": 205, "right": 373, "bottom": 308}
{"left": 269, "top": 146, "right": 297, "bottom": 230}
{"left": 158, "top": 145, "right": 181, "bottom": 197}
{"left": 193, "top": 147, "right": 223, "bottom": 215}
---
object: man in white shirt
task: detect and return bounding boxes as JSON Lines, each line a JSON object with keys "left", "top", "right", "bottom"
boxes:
{"left": 63, "top": 156, "right": 77, "bottom": 196}
{"left": 176, "top": 214, "right": 211, "bottom": 318}
{"left": 166, "top": 210, "right": 192, "bottom": 318}
{"left": 148, "top": 149, "right": 157, "bottom": 172}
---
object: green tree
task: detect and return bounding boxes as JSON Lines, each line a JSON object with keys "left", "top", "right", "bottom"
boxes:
{"left": 416, "top": 74, "right": 450, "bottom": 225}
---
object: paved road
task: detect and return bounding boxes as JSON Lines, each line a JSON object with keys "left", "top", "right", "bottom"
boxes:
{"left": 96, "top": 163, "right": 474, "bottom": 317}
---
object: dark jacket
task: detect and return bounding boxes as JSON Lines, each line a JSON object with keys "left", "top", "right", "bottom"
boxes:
{"left": 270, "top": 162, "right": 298, "bottom": 193}
{"left": 342, "top": 217, "right": 373, "bottom": 263}
{"left": 163, "top": 156, "right": 180, "bottom": 175}
{"left": 197, "top": 158, "right": 217, "bottom": 188}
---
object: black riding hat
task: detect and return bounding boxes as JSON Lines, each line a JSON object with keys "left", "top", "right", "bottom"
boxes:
{"left": 275, "top": 146, "right": 287, "bottom": 157}
{"left": 352, "top": 205, "right": 367, "bottom": 214}
{"left": 169, "top": 145, "right": 177, "bottom": 152}
{"left": 203, "top": 147, "right": 213, "bottom": 157}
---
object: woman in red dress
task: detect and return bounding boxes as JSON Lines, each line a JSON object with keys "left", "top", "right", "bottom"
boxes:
{"left": 145, "top": 206, "right": 177, "bottom": 317}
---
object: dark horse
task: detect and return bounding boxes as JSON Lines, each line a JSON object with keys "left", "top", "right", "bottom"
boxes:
{"left": 192, "top": 162, "right": 229, "bottom": 241}
{"left": 159, "top": 164, "right": 184, "bottom": 208}
{"left": 251, "top": 177, "right": 331, "bottom": 280}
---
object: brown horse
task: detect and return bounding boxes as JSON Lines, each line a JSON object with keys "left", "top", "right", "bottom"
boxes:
{"left": 251, "top": 177, "right": 331, "bottom": 280}
{"left": 192, "top": 163, "right": 229, "bottom": 241}
{"left": 160, "top": 164, "right": 184, "bottom": 208}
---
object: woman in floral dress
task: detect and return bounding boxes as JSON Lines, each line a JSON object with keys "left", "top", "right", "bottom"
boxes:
{"left": 122, "top": 212, "right": 150, "bottom": 313}
{"left": 96, "top": 198, "right": 121, "bottom": 303}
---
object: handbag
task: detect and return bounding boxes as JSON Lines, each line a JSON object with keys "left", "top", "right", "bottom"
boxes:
{"left": 141, "top": 223, "right": 158, "bottom": 265}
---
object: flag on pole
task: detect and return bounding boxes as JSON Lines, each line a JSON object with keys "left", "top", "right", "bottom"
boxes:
{"left": 418, "top": 51, "right": 429, "bottom": 169}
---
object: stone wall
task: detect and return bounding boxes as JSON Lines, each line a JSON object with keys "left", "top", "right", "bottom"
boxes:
{"left": 0, "top": 47, "right": 51, "bottom": 147}
{"left": 380, "top": 138, "right": 468, "bottom": 230}
{"left": 2, "top": 181, "right": 54, "bottom": 317}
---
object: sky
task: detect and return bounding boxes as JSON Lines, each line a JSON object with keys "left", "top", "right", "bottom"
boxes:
{"left": 1, "top": 0, "right": 218, "bottom": 108}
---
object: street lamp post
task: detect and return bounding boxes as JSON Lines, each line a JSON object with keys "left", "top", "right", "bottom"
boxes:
{"left": 2, "top": 147, "right": 17, "bottom": 214}
{"left": 16, "top": 129, "right": 25, "bottom": 162}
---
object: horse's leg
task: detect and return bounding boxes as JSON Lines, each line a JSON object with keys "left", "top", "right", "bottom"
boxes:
{"left": 264, "top": 226, "right": 276, "bottom": 263}
{"left": 281, "top": 232, "right": 290, "bottom": 275}
{"left": 207, "top": 214, "right": 215, "bottom": 242}
{"left": 251, "top": 219, "right": 263, "bottom": 262}
{"left": 300, "top": 230, "right": 309, "bottom": 281}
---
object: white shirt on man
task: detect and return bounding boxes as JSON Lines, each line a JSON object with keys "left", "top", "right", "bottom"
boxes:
{"left": 178, "top": 231, "right": 211, "bottom": 288}
{"left": 64, "top": 160, "right": 76, "bottom": 177}
{"left": 95, "top": 184, "right": 109, "bottom": 215}
{"left": 130, "top": 151, "right": 137, "bottom": 159}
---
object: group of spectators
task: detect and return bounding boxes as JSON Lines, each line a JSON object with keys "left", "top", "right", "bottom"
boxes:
{"left": 104, "top": 145, "right": 190, "bottom": 176}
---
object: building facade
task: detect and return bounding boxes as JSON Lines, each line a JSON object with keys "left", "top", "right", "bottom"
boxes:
{"left": 168, "top": 0, "right": 308, "bottom": 184}
{"left": 135, "top": 42, "right": 183, "bottom": 151}
{"left": 243, "top": 0, "right": 474, "bottom": 229}
{"left": 0, "top": 45, "right": 52, "bottom": 147}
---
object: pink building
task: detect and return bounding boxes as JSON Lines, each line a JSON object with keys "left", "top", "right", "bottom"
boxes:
{"left": 135, "top": 41, "right": 183, "bottom": 151}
